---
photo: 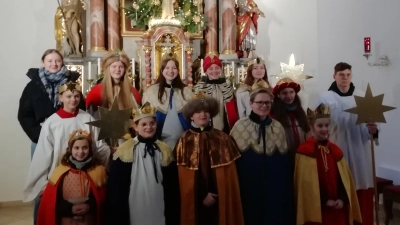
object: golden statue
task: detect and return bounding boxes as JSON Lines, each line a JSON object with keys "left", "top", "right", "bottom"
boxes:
{"left": 55, "top": 0, "right": 85, "bottom": 57}
{"left": 236, "top": 0, "right": 265, "bottom": 58}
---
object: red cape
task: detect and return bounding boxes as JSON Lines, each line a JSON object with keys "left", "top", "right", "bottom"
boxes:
{"left": 86, "top": 84, "right": 141, "bottom": 108}
{"left": 37, "top": 166, "right": 107, "bottom": 225}
{"left": 297, "top": 137, "right": 343, "bottom": 161}
{"left": 226, "top": 98, "right": 239, "bottom": 129}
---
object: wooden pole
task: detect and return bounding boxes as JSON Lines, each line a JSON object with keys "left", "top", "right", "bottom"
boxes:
{"left": 370, "top": 133, "right": 380, "bottom": 225}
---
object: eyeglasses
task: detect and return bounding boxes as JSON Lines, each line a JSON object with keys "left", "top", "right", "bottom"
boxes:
{"left": 253, "top": 101, "right": 272, "bottom": 107}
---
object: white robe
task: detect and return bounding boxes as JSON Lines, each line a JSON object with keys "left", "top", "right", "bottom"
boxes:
{"left": 129, "top": 139, "right": 165, "bottom": 225}
{"left": 23, "top": 109, "right": 110, "bottom": 202}
{"left": 236, "top": 85, "right": 252, "bottom": 119}
{"left": 316, "top": 90, "right": 377, "bottom": 190}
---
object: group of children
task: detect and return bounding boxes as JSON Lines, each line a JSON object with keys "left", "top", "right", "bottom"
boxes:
{"left": 21, "top": 48, "right": 364, "bottom": 225}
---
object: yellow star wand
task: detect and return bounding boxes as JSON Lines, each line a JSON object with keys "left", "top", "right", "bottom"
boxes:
{"left": 344, "top": 83, "right": 396, "bottom": 225}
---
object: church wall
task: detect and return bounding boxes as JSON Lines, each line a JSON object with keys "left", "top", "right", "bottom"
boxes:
{"left": 315, "top": 0, "right": 400, "bottom": 185}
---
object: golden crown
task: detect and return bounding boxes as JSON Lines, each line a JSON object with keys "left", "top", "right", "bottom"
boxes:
{"left": 132, "top": 102, "right": 157, "bottom": 122}
{"left": 249, "top": 78, "right": 270, "bottom": 94}
{"left": 59, "top": 81, "right": 81, "bottom": 93}
{"left": 276, "top": 77, "right": 295, "bottom": 86}
{"left": 248, "top": 57, "right": 266, "bottom": 67}
{"left": 307, "top": 103, "right": 330, "bottom": 119}
{"left": 68, "top": 129, "right": 91, "bottom": 144}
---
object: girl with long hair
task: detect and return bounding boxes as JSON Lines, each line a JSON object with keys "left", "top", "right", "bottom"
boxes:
{"left": 236, "top": 57, "right": 270, "bottom": 118}
{"left": 142, "top": 56, "right": 193, "bottom": 149}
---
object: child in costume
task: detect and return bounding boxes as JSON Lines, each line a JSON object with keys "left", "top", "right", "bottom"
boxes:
{"left": 36, "top": 130, "right": 107, "bottom": 225}
{"left": 231, "top": 79, "right": 294, "bottom": 225}
{"left": 175, "top": 94, "right": 244, "bottom": 225}
{"left": 23, "top": 82, "right": 110, "bottom": 209}
{"left": 142, "top": 56, "right": 193, "bottom": 149}
{"left": 236, "top": 57, "right": 270, "bottom": 118}
{"left": 294, "top": 103, "right": 361, "bottom": 225}
{"left": 106, "top": 102, "right": 180, "bottom": 225}
{"left": 193, "top": 55, "right": 238, "bottom": 133}
{"left": 86, "top": 50, "right": 141, "bottom": 118}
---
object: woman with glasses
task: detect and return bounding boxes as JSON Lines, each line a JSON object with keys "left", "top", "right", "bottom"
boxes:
{"left": 230, "top": 79, "right": 295, "bottom": 225}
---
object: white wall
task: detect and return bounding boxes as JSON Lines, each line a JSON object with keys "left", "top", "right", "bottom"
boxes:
{"left": 0, "top": 0, "right": 58, "bottom": 201}
{"left": 0, "top": 0, "right": 399, "bottom": 202}
{"left": 316, "top": 0, "right": 400, "bottom": 184}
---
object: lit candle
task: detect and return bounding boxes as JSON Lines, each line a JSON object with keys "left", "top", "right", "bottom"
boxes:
{"left": 241, "top": 65, "right": 245, "bottom": 80}
{"left": 97, "top": 58, "right": 101, "bottom": 74}
{"left": 231, "top": 62, "right": 235, "bottom": 77}
{"left": 88, "top": 61, "right": 92, "bottom": 79}
{"left": 226, "top": 65, "right": 230, "bottom": 77}
{"left": 364, "top": 37, "right": 371, "bottom": 53}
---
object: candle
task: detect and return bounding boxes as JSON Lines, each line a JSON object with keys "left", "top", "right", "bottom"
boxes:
{"left": 231, "top": 62, "right": 235, "bottom": 77}
{"left": 132, "top": 58, "right": 135, "bottom": 87}
{"left": 226, "top": 65, "right": 230, "bottom": 77}
{"left": 241, "top": 65, "right": 245, "bottom": 80}
{"left": 88, "top": 61, "right": 92, "bottom": 79}
{"left": 200, "top": 59, "right": 204, "bottom": 75}
{"left": 364, "top": 37, "right": 371, "bottom": 53}
{"left": 182, "top": 44, "right": 185, "bottom": 80}
{"left": 97, "top": 58, "right": 101, "bottom": 74}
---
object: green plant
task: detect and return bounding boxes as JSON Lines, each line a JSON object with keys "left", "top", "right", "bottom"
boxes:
{"left": 124, "top": 0, "right": 207, "bottom": 32}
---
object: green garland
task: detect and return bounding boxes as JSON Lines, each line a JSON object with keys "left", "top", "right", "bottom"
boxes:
{"left": 124, "top": 0, "right": 207, "bottom": 33}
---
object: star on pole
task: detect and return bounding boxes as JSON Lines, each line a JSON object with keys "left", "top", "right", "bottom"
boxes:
{"left": 271, "top": 53, "right": 313, "bottom": 85}
{"left": 86, "top": 96, "right": 132, "bottom": 146}
{"left": 344, "top": 83, "right": 396, "bottom": 124}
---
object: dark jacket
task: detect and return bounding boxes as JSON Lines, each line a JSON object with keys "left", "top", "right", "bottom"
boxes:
{"left": 18, "top": 68, "right": 86, "bottom": 143}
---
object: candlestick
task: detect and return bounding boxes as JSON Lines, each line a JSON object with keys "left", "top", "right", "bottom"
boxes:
{"left": 226, "top": 65, "right": 230, "bottom": 77}
{"left": 364, "top": 37, "right": 371, "bottom": 53}
{"left": 88, "top": 61, "right": 92, "bottom": 79}
{"left": 97, "top": 58, "right": 101, "bottom": 74}
{"left": 181, "top": 44, "right": 185, "bottom": 80}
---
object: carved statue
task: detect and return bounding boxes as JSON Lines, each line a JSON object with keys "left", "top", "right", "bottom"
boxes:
{"left": 236, "top": 0, "right": 265, "bottom": 58}
{"left": 161, "top": 0, "right": 176, "bottom": 19}
{"left": 55, "top": 0, "right": 85, "bottom": 57}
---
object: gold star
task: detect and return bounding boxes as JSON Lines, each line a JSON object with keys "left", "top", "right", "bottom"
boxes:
{"left": 86, "top": 96, "right": 132, "bottom": 145}
{"left": 66, "top": 81, "right": 78, "bottom": 92}
{"left": 344, "top": 84, "right": 396, "bottom": 124}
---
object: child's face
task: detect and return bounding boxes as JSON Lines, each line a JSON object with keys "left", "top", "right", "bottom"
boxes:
{"left": 134, "top": 117, "right": 157, "bottom": 138}
{"left": 71, "top": 139, "right": 90, "bottom": 161}
{"left": 311, "top": 117, "right": 330, "bottom": 141}
{"left": 162, "top": 60, "right": 178, "bottom": 82}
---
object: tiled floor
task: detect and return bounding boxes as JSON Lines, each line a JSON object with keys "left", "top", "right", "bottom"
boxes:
{"left": 0, "top": 205, "right": 399, "bottom": 225}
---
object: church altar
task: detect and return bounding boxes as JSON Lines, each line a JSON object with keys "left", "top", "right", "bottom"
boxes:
{"left": 54, "top": 0, "right": 267, "bottom": 94}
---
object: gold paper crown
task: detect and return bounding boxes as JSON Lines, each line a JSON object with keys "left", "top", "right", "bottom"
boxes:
{"left": 132, "top": 102, "right": 157, "bottom": 122}
{"left": 276, "top": 77, "right": 295, "bottom": 86}
{"left": 59, "top": 81, "right": 81, "bottom": 93}
{"left": 102, "top": 49, "right": 130, "bottom": 70}
{"left": 248, "top": 57, "right": 266, "bottom": 67}
{"left": 249, "top": 79, "right": 270, "bottom": 94}
{"left": 68, "top": 129, "right": 91, "bottom": 144}
{"left": 196, "top": 91, "right": 207, "bottom": 99}
{"left": 307, "top": 103, "right": 330, "bottom": 119}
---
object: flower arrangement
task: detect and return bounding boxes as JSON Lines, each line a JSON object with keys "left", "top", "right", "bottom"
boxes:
{"left": 124, "top": 0, "right": 207, "bottom": 33}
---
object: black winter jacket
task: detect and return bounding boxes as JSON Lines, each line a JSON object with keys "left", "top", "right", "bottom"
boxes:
{"left": 17, "top": 68, "right": 86, "bottom": 143}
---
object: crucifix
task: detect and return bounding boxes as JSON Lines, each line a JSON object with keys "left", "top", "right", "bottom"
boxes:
{"left": 159, "top": 35, "right": 177, "bottom": 54}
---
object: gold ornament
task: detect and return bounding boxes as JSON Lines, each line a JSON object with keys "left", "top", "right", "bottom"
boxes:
{"left": 307, "top": 103, "right": 330, "bottom": 119}
{"left": 59, "top": 81, "right": 81, "bottom": 93}
{"left": 344, "top": 83, "right": 396, "bottom": 124}
{"left": 249, "top": 78, "right": 270, "bottom": 95}
{"left": 132, "top": 102, "right": 157, "bottom": 122}
{"left": 248, "top": 57, "right": 266, "bottom": 67}
{"left": 68, "top": 129, "right": 91, "bottom": 144}
{"left": 86, "top": 96, "right": 132, "bottom": 146}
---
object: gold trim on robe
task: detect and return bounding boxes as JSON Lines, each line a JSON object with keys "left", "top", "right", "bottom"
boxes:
{"left": 294, "top": 153, "right": 362, "bottom": 225}
{"left": 113, "top": 138, "right": 173, "bottom": 166}
{"left": 142, "top": 84, "right": 194, "bottom": 114}
{"left": 230, "top": 117, "right": 288, "bottom": 155}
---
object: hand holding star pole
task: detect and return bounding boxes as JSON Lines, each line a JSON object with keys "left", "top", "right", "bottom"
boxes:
{"left": 86, "top": 95, "right": 132, "bottom": 147}
{"left": 344, "top": 83, "right": 396, "bottom": 225}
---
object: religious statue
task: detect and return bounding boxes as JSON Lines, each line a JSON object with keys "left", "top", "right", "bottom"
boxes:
{"left": 55, "top": 0, "right": 85, "bottom": 57}
{"left": 236, "top": 0, "right": 265, "bottom": 58}
{"left": 161, "top": 0, "right": 176, "bottom": 19}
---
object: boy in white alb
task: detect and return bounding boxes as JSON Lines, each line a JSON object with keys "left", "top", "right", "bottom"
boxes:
{"left": 316, "top": 62, "right": 378, "bottom": 225}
